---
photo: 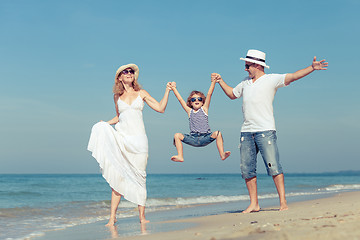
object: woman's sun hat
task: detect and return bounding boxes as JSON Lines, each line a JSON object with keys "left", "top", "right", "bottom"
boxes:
{"left": 240, "top": 49, "right": 270, "bottom": 69}
{"left": 115, "top": 63, "right": 139, "bottom": 82}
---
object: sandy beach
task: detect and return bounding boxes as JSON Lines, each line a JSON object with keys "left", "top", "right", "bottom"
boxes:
{"left": 122, "top": 191, "right": 360, "bottom": 240}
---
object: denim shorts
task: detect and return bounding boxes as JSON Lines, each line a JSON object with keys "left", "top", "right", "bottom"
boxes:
{"left": 182, "top": 132, "right": 215, "bottom": 147}
{"left": 239, "top": 130, "right": 283, "bottom": 179}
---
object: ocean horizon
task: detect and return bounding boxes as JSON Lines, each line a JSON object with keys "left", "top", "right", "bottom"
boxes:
{"left": 1, "top": 171, "right": 360, "bottom": 240}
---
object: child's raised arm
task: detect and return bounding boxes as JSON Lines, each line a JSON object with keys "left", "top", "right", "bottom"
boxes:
{"left": 202, "top": 78, "right": 216, "bottom": 113}
{"left": 170, "top": 82, "right": 191, "bottom": 115}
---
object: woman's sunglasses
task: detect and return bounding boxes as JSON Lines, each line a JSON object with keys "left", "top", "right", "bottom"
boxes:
{"left": 190, "top": 97, "right": 203, "bottom": 102}
{"left": 121, "top": 69, "right": 135, "bottom": 75}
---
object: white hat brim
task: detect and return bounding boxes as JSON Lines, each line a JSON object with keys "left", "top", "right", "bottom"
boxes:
{"left": 240, "top": 57, "right": 270, "bottom": 69}
{"left": 115, "top": 63, "right": 139, "bottom": 81}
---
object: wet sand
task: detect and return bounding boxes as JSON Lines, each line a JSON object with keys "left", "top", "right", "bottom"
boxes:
{"left": 122, "top": 191, "right": 360, "bottom": 240}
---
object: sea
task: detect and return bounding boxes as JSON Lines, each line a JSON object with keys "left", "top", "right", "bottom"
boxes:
{"left": 1, "top": 172, "right": 360, "bottom": 240}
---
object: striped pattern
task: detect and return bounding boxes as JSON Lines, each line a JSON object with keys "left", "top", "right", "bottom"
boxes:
{"left": 189, "top": 107, "right": 211, "bottom": 134}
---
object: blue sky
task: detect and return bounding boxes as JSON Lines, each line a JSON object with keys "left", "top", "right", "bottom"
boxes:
{"left": 1, "top": 0, "right": 359, "bottom": 174}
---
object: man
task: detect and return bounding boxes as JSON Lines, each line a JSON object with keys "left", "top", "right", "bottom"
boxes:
{"left": 212, "top": 49, "right": 328, "bottom": 213}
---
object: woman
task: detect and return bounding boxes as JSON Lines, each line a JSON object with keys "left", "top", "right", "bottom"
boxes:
{"left": 88, "top": 63, "right": 171, "bottom": 225}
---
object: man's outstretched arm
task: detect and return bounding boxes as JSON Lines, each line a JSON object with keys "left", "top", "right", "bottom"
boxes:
{"left": 284, "top": 56, "right": 328, "bottom": 86}
{"left": 211, "top": 73, "right": 237, "bottom": 100}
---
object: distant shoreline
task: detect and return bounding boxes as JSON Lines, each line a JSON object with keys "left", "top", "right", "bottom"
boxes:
{"left": 1, "top": 170, "right": 359, "bottom": 175}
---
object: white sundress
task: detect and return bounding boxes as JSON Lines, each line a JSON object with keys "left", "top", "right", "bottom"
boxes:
{"left": 87, "top": 94, "right": 148, "bottom": 206}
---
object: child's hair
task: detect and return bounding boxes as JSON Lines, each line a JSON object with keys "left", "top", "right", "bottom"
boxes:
{"left": 186, "top": 90, "right": 206, "bottom": 108}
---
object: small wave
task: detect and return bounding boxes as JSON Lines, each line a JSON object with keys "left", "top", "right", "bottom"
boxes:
{"left": 92, "top": 195, "right": 251, "bottom": 209}
{"left": 0, "top": 206, "right": 44, "bottom": 218}
{"left": 318, "top": 184, "right": 360, "bottom": 192}
{"left": 145, "top": 195, "right": 250, "bottom": 207}
{"left": 0, "top": 191, "right": 42, "bottom": 197}
{"left": 116, "top": 191, "right": 330, "bottom": 209}
{"left": 18, "top": 231, "right": 45, "bottom": 240}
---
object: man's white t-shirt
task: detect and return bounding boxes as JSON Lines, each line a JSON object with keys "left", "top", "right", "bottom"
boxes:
{"left": 232, "top": 74, "right": 287, "bottom": 132}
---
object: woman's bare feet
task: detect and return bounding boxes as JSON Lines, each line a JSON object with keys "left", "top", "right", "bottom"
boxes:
{"left": 138, "top": 205, "right": 149, "bottom": 224}
{"left": 171, "top": 155, "right": 184, "bottom": 162}
{"left": 105, "top": 218, "right": 117, "bottom": 226}
{"left": 221, "top": 151, "right": 231, "bottom": 160}
{"left": 107, "top": 225, "right": 119, "bottom": 238}
{"left": 140, "top": 222, "right": 148, "bottom": 234}
{"left": 140, "top": 218, "right": 150, "bottom": 223}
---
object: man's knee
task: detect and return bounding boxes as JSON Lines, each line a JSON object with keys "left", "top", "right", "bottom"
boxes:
{"left": 240, "top": 161, "right": 257, "bottom": 179}
{"left": 267, "top": 166, "right": 283, "bottom": 177}
{"left": 262, "top": 147, "right": 282, "bottom": 176}
{"left": 241, "top": 170, "right": 257, "bottom": 180}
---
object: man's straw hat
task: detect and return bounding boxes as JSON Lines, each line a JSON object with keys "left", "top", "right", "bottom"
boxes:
{"left": 240, "top": 49, "right": 270, "bottom": 69}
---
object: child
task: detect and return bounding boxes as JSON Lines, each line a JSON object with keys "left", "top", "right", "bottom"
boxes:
{"left": 169, "top": 79, "right": 231, "bottom": 162}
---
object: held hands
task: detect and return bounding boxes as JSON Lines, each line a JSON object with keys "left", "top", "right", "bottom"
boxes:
{"left": 168, "top": 82, "right": 177, "bottom": 90}
{"left": 312, "top": 56, "right": 328, "bottom": 70}
{"left": 166, "top": 82, "right": 173, "bottom": 91}
{"left": 211, "top": 73, "right": 222, "bottom": 82}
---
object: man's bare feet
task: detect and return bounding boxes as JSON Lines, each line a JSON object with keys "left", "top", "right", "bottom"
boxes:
{"left": 221, "top": 151, "right": 231, "bottom": 160}
{"left": 279, "top": 204, "right": 289, "bottom": 211}
{"left": 105, "top": 218, "right": 117, "bottom": 226}
{"left": 242, "top": 204, "right": 260, "bottom": 213}
{"left": 171, "top": 155, "right": 184, "bottom": 162}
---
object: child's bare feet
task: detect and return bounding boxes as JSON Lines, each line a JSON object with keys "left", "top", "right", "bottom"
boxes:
{"left": 171, "top": 155, "right": 184, "bottom": 162}
{"left": 221, "top": 151, "right": 231, "bottom": 160}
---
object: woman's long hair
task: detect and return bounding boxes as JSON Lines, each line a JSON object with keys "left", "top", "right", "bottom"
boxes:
{"left": 112, "top": 73, "right": 141, "bottom": 95}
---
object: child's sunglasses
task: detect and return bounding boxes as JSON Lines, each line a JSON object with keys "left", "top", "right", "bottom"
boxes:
{"left": 121, "top": 69, "right": 135, "bottom": 75}
{"left": 190, "top": 97, "right": 203, "bottom": 102}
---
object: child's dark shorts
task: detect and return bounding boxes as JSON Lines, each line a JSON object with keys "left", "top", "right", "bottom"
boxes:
{"left": 182, "top": 132, "right": 216, "bottom": 147}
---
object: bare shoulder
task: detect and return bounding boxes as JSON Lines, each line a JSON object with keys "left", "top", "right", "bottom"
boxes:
{"left": 202, "top": 107, "right": 209, "bottom": 114}
{"left": 113, "top": 93, "right": 120, "bottom": 103}
{"left": 139, "top": 89, "right": 151, "bottom": 100}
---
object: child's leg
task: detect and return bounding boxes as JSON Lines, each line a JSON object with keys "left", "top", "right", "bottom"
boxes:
{"left": 211, "top": 131, "right": 231, "bottom": 160}
{"left": 171, "top": 133, "right": 185, "bottom": 162}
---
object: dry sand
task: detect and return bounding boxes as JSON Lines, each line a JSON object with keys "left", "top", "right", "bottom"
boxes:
{"left": 120, "top": 191, "right": 360, "bottom": 240}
